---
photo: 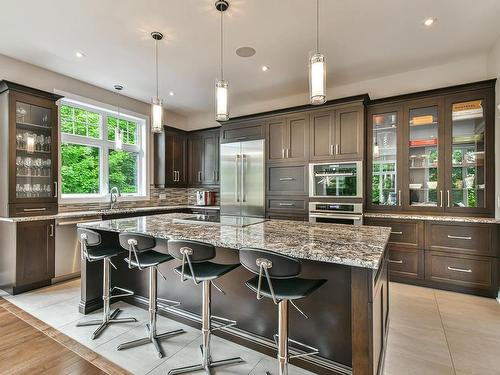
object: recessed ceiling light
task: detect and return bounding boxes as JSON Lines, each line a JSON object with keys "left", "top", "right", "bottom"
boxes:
{"left": 261, "top": 65, "right": 270, "bottom": 72}
{"left": 75, "top": 51, "right": 85, "bottom": 58}
{"left": 169, "top": 91, "right": 175, "bottom": 96}
{"left": 236, "top": 46, "right": 256, "bottom": 58}
{"left": 423, "top": 17, "right": 436, "bottom": 27}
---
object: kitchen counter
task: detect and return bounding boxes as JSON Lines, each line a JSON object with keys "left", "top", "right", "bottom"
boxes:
{"left": 364, "top": 212, "right": 498, "bottom": 224}
{"left": 78, "top": 212, "right": 390, "bottom": 374}
{"left": 79, "top": 212, "right": 391, "bottom": 269}
{"left": 0, "top": 205, "right": 220, "bottom": 223}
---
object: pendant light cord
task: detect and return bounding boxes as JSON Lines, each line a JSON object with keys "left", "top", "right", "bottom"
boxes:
{"left": 220, "top": 7, "right": 224, "bottom": 80}
{"left": 316, "top": 0, "right": 320, "bottom": 53}
{"left": 155, "top": 38, "right": 159, "bottom": 99}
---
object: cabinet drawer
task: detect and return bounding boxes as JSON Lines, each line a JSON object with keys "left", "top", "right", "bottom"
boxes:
{"left": 266, "top": 197, "right": 307, "bottom": 214}
{"left": 387, "top": 247, "right": 424, "bottom": 280}
{"left": 425, "top": 222, "right": 497, "bottom": 256}
{"left": 267, "top": 165, "right": 308, "bottom": 196}
{"left": 425, "top": 252, "right": 497, "bottom": 290}
{"left": 9, "top": 203, "right": 57, "bottom": 217}
{"left": 266, "top": 213, "right": 307, "bottom": 222}
{"left": 220, "top": 121, "right": 264, "bottom": 143}
{"left": 364, "top": 218, "right": 424, "bottom": 249}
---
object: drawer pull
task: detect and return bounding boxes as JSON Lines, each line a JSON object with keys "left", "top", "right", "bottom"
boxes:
{"left": 388, "top": 259, "right": 403, "bottom": 264}
{"left": 279, "top": 203, "right": 294, "bottom": 206}
{"left": 279, "top": 177, "right": 295, "bottom": 181}
{"left": 447, "top": 266, "right": 472, "bottom": 273}
{"left": 447, "top": 235, "right": 472, "bottom": 240}
{"left": 23, "top": 208, "right": 47, "bottom": 212}
{"left": 391, "top": 231, "right": 403, "bottom": 235}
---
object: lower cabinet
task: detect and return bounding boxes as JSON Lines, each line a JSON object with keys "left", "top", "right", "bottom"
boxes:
{"left": 266, "top": 196, "right": 308, "bottom": 222}
{"left": 15, "top": 219, "right": 55, "bottom": 293}
{"left": 364, "top": 216, "right": 499, "bottom": 297}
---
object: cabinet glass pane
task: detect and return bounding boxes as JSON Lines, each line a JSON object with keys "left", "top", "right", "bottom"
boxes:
{"left": 408, "top": 106, "right": 439, "bottom": 207}
{"left": 450, "top": 100, "right": 485, "bottom": 208}
{"left": 15, "top": 102, "right": 54, "bottom": 199}
{"left": 372, "top": 112, "right": 398, "bottom": 206}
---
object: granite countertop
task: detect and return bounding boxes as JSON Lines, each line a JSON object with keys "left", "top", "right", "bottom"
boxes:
{"left": 364, "top": 212, "right": 499, "bottom": 224}
{"left": 0, "top": 205, "right": 220, "bottom": 223}
{"left": 78, "top": 213, "right": 392, "bottom": 270}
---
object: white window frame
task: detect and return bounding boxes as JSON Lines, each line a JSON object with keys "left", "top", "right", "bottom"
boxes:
{"left": 58, "top": 97, "right": 149, "bottom": 203}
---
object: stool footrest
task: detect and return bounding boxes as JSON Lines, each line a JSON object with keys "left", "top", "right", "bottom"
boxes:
{"left": 157, "top": 297, "right": 181, "bottom": 310}
{"left": 110, "top": 286, "right": 134, "bottom": 299}
{"left": 273, "top": 334, "right": 319, "bottom": 360}
{"left": 210, "top": 314, "right": 237, "bottom": 333}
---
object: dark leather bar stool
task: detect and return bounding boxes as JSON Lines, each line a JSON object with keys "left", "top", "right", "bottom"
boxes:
{"left": 117, "top": 233, "right": 185, "bottom": 358}
{"left": 76, "top": 228, "right": 137, "bottom": 339}
{"left": 239, "top": 248, "right": 327, "bottom": 375}
{"left": 167, "top": 239, "right": 244, "bottom": 375}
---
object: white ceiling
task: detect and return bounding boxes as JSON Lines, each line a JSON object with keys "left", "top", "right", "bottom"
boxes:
{"left": 1, "top": 0, "right": 499, "bottom": 118}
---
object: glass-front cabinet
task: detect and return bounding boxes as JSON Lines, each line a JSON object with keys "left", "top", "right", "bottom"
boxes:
{"left": 0, "top": 81, "right": 61, "bottom": 217}
{"left": 367, "top": 83, "right": 495, "bottom": 216}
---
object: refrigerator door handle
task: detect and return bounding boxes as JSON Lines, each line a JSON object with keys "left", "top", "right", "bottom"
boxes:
{"left": 242, "top": 154, "right": 246, "bottom": 202}
{"left": 235, "top": 154, "right": 241, "bottom": 202}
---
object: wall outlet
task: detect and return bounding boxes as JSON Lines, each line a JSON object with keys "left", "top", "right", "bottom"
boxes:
{"left": 159, "top": 193, "right": 167, "bottom": 200}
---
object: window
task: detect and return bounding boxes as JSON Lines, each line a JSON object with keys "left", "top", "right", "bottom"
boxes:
{"left": 60, "top": 100, "right": 147, "bottom": 201}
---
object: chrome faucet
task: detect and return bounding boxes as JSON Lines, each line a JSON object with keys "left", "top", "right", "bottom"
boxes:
{"left": 110, "top": 186, "right": 121, "bottom": 209}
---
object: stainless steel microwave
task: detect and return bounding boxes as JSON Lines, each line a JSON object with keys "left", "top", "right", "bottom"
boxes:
{"left": 309, "top": 161, "right": 363, "bottom": 198}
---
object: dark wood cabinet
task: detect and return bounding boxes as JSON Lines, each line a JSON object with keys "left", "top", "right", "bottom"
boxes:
{"left": 188, "top": 129, "right": 219, "bottom": 186}
{"left": 15, "top": 219, "right": 55, "bottom": 293}
{"left": 266, "top": 114, "right": 309, "bottom": 164}
{"left": 267, "top": 165, "right": 308, "bottom": 196}
{"left": 154, "top": 127, "right": 187, "bottom": 187}
{"left": 0, "top": 81, "right": 62, "bottom": 218}
{"left": 220, "top": 120, "right": 264, "bottom": 143}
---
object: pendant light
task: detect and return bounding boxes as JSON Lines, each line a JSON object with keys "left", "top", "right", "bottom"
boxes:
{"left": 114, "top": 85, "right": 124, "bottom": 151}
{"left": 309, "top": 0, "right": 326, "bottom": 105}
{"left": 215, "top": 0, "right": 229, "bottom": 122}
{"left": 151, "top": 31, "right": 164, "bottom": 133}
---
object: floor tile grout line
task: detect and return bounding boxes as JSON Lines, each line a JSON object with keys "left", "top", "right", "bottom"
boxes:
{"left": 434, "top": 290, "right": 457, "bottom": 375}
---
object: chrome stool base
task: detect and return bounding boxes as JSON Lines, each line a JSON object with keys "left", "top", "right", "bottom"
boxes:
{"left": 118, "top": 323, "right": 184, "bottom": 358}
{"left": 76, "top": 308, "right": 137, "bottom": 339}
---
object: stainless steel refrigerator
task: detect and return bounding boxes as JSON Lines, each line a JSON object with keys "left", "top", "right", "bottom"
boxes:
{"left": 220, "top": 139, "right": 265, "bottom": 217}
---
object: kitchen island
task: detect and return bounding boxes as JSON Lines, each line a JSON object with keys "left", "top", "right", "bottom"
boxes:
{"left": 79, "top": 213, "right": 391, "bottom": 375}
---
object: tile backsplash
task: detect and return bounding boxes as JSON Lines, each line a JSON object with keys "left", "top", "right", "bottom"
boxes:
{"left": 58, "top": 186, "right": 219, "bottom": 212}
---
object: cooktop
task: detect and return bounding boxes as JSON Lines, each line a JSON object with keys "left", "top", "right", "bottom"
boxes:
{"left": 172, "top": 215, "right": 266, "bottom": 227}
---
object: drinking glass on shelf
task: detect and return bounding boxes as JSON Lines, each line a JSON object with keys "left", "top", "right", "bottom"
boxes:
{"left": 24, "top": 183, "right": 31, "bottom": 198}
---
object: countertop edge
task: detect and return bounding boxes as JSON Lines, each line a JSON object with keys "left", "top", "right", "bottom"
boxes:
{"left": 364, "top": 212, "right": 499, "bottom": 224}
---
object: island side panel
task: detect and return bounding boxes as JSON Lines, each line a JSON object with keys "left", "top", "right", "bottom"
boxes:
{"left": 351, "top": 249, "right": 389, "bottom": 375}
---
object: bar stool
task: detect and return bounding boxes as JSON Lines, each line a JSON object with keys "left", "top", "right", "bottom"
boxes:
{"left": 76, "top": 228, "right": 137, "bottom": 339}
{"left": 167, "top": 239, "right": 245, "bottom": 375}
{"left": 239, "top": 248, "right": 327, "bottom": 375}
{"left": 117, "top": 233, "right": 185, "bottom": 358}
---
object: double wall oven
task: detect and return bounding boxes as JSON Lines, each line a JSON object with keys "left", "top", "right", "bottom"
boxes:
{"left": 308, "top": 161, "right": 363, "bottom": 225}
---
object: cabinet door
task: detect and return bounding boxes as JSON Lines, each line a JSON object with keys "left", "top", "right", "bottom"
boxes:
{"left": 202, "top": 131, "right": 219, "bottom": 185}
{"left": 444, "top": 89, "right": 495, "bottom": 215}
{"left": 173, "top": 133, "right": 187, "bottom": 186}
{"left": 309, "top": 111, "right": 334, "bottom": 161}
{"left": 367, "top": 105, "right": 403, "bottom": 210}
{"left": 220, "top": 120, "right": 264, "bottom": 143}
{"left": 188, "top": 134, "right": 203, "bottom": 186}
{"left": 286, "top": 115, "right": 309, "bottom": 163}
{"left": 266, "top": 118, "right": 287, "bottom": 163}
{"left": 16, "top": 220, "right": 55, "bottom": 287}
{"left": 402, "top": 99, "right": 445, "bottom": 212}
{"left": 165, "top": 133, "right": 175, "bottom": 186}
{"left": 334, "top": 106, "right": 363, "bottom": 160}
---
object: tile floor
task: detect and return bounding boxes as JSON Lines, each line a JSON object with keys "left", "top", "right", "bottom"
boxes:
{"left": 2, "top": 280, "right": 500, "bottom": 374}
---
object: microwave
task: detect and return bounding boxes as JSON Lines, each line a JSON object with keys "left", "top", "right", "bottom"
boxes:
{"left": 309, "top": 161, "right": 363, "bottom": 198}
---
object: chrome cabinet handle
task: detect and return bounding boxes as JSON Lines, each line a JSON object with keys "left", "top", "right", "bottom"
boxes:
{"left": 447, "top": 190, "right": 450, "bottom": 208}
{"left": 447, "top": 266, "right": 472, "bottom": 273}
{"left": 282, "top": 148, "right": 285, "bottom": 159}
{"left": 54, "top": 181, "right": 58, "bottom": 198}
{"left": 49, "top": 224, "right": 54, "bottom": 237}
{"left": 388, "top": 259, "right": 403, "bottom": 264}
{"left": 286, "top": 148, "right": 289, "bottom": 158}
{"left": 173, "top": 171, "right": 177, "bottom": 182}
{"left": 336, "top": 144, "right": 340, "bottom": 155}
{"left": 440, "top": 190, "right": 443, "bottom": 207}
{"left": 447, "top": 235, "right": 472, "bottom": 240}
{"left": 398, "top": 190, "right": 402, "bottom": 206}
{"left": 279, "top": 203, "right": 294, "bottom": 207}
{"left": 23, "top": 207, "right": 46, "bottom": 212}
{"left": 391, "top": 231, "right": 403, "bottom": 235}
{"left": 279, "top": 177, "right": 295, "bottom": 181}
{"left": 329, "top": 144, "right": 333, "bottom": 155}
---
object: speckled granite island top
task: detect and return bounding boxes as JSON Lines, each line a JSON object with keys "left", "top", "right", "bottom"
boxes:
{"left": 78, "top": 213, "right": 391, "bottom": 269}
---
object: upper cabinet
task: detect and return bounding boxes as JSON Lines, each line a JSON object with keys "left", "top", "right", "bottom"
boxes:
{"left": 154, "top": 127, "right": 187, "bottom": 188}
{"left": 266, "top": 114, "right": 309, "bottom": 164}
{"left": 309, "top": 104, "right": 364, "bottom": 162}
{"left": 367, "top": 81, "right": 495, "bottom": 216}
{"left": 0, "top": 81, "right": 62, "bottom": 217}
{"left": 188, "top": 129, "right": 219, "bottom": 186}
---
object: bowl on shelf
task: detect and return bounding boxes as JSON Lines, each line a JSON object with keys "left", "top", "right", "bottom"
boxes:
{"left": 427, "top": 181, "right": 438, "bottom": 189}
{"left": 464, "top": 176, "right": 475, "bottom": 189}
{"left": 409, "top": 183, "right": 423, "bottom": 189}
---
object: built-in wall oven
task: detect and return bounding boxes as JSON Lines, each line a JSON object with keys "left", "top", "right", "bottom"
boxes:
{"left": 309, "top": 161, "right": 363, "bottom": 198}
{"left": 309, "top": 202, "right": 363, "bottom": 225}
